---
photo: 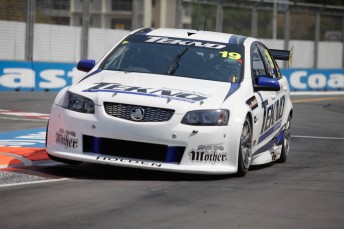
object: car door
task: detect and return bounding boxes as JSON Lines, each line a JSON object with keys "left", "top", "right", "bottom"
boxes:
{"left": 250, "top": 42, "right": 286, "bottom": 153}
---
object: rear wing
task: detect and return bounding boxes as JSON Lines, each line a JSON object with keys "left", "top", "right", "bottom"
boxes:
{"left": 269, "top": 47, "right": 294, "bottom": 68}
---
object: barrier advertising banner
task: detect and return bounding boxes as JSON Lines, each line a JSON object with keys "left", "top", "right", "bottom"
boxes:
{"left": 0, "top": 61, "right": 343, "bottom": 92}
{"left": 0, "top": 61, "right": 85, "bottom": 91}
{"left": 281, "top": 69, "right": 344, "bottom": 91}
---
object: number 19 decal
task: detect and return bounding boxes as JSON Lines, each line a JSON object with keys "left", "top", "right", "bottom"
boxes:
{"left": 219, "top": 51, "right": 241, "bottom": 60}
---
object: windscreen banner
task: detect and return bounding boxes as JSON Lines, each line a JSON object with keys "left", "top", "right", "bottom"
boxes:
{"left": 0, "top": 61, "right": 343, "bottom": 92}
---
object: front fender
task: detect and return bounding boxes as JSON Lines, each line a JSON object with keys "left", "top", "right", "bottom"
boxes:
{"left": 53, "top": 86, "right": 69, "bottom": 106}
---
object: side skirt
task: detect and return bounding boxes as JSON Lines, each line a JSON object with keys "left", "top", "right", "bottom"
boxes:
{"left": 251, "top": 128, "right": 285, "bottom": 165}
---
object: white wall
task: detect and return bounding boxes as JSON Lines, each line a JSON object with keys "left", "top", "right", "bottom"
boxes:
{"left": 256, "top": 39, "right": 343, "bottom": 69}
{"left": 34, "top": 24, "right": 81, "bottom": 62}
{"left": 0, "top": 20, "right": 342, "bottom": 68}
{"left": 88, "top": 28, "right": 130, "bottom": 62}
{"left": 0, "top": 21, "right": 129, "bottom": 63}
{"left": 0, "top": 21, "right": 25, "bottom": 60}
{"left": 318, "top": 42, "right": 343, "bottom": 68}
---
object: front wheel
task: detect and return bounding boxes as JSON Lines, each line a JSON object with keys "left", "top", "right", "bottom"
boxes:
{"left": 236, "top": 116, "right": 252, "bottom": 177}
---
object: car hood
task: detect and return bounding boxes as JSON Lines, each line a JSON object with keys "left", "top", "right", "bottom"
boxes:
{"left": 70, "top": 70, "right": 234, "bottom": 114}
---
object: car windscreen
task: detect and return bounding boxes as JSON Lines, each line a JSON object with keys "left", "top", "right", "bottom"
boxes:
{"left": 100, "top": 34, "right": 244, "bottom": 83}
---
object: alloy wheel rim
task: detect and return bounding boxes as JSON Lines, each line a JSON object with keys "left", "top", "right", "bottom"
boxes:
{"left": 241, "top": 121, "right": 252, "bottom": 169}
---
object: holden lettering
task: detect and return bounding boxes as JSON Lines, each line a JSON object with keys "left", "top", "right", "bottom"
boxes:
{"left": 96, "top": 156, "right": 162, "bottom": 167}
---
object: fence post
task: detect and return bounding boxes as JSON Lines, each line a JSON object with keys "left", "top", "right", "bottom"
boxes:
{"left": 251, "top": 5, "right": 258, "bottom": 37}
{"left": 313, "top": 11, "right": 321, "bottom": 69}
{"left": 132, "top": 0, "right": 139, "bottom": 30}
{"left": 283, "top": 9, "right": 290, "bottom": 68}
{"left": 81, "top": 0, "right": 90, "bottom": 60}
{"left": 215, "top": 0, "right": 223, "bottom": 32}
{"left": 143, "top": 0, "right": 152, "bottom": 27}
{"left": 175, "top": 0, "right": 183, "bottom": 29}
{"left": 273, "top": 0, "right": 277, "bottom": 39}
{"left": 25, "top": 0, "right": 35, "bottom": 61}
{"left": 343, "top": 16, "right": 344, "bottom": 68}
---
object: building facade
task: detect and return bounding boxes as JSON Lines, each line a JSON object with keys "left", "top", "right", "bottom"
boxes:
{"left": 68, "top": 0, "right": 191, "bottom": 30}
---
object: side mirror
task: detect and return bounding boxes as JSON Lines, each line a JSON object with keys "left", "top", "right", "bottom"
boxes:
{"left": 254, "top": 76, "right": 280, "bottom": 92}
{"left": 77, "top": 59, "right": 95, "bottom": 72}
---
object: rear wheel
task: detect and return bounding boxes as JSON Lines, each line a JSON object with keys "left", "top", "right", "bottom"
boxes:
{"left": 277, "top": 114, "right": 291, "bottom": 163}
{"left": 236, "top": 116, "right": 252, "bottom": 177}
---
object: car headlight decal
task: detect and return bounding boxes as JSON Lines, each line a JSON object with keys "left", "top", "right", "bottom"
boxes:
{"left": 63, "top": 91, "right": 95, "bottom": 114}
{"left": 181, "top": 109, "right": 229, "bottom": 126}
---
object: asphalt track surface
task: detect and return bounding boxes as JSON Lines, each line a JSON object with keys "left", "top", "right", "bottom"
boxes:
{"left": 0, "top": 92, "right": 343, "bottom": 229}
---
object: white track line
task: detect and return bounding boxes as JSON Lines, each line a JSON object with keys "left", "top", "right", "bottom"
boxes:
{"left": 291, "top": 135, "right": 344, "bottom": 140}
{"left": 0, "top": 116, "right": 48, "bottom": 122}
{"left": 291, "top": 91, "right": 344, "bottom": 95}
{"left": 0, "top": 178, "right": 69, "bottom": 188}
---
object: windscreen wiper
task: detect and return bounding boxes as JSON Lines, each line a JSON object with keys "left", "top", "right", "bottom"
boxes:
{"left": 166, "top": 48, "right": 188, "bottom": 75}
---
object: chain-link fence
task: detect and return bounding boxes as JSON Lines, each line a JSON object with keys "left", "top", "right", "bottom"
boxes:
{"left": 0, "top": 0, "right": 343, "bottom": 68}
{"left": 191, "top": 0, "right": 344, "bottom": 68}
{"left": 190, "top": 0, "right": 344, "bottom": 40}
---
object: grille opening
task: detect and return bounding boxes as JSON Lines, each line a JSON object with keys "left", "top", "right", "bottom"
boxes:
{"left": 83, "top": 135, "right": 184, "bottom": 163}
{"left": 104, "top": 102, "right": 174, "bottom": 122}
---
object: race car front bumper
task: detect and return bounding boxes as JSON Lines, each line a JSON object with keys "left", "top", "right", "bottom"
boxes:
{"left": 46, "top": 104, "right": 242, "bottom": 174}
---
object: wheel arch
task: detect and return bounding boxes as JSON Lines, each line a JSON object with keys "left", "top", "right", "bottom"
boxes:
{"left": 246, "top": 111, "right": 253, "bottom": 127}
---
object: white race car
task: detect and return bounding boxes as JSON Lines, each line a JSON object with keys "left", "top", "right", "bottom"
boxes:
{"left": 46, "top": 28, "right": 293, "bottom": 176}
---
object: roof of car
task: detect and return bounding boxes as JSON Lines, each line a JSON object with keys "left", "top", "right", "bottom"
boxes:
{"left": 132, "top": 28, "right": 254, "bottom": 46}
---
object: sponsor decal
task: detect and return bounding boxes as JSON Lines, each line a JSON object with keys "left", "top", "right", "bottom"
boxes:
{"left": 96, "top": 156, "right": 162, "bottom": 167}
{"left": 55, "top": 128, "right": 78, "bottom": 149}
{"left": 188, "top": 145, "right": 227, "bottom": 164}
{"left": 246, "top": 96, "right": 258, "bottom": 110}
{"left": 219, "top": 51, "right": 243, "bottom": 65}
{"left": 144, "top": 36, "right": 226, "bottom": 49}
{"left": 260, "top": 95, "right": 285, "bottom": 135}
{"left": 270, "top": 147, "right": 281, "bottom": 161}
{"left": 83, "top": 83, "right": 209, "bottom": 103}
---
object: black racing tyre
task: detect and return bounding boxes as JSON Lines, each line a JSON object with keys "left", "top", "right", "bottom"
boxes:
{"left": 47, "top": 153, "right": 82, "bottom": 165}
{"left": 236, "top": 116, "right": 253, "bottom": 177}
{"left": 277, "top": 114, "right": 291, "bottom": 163}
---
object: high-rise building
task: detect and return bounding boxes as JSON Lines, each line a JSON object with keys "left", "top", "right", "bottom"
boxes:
{"left": 68, "top": 0, "right": 191, "bottom": 30}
